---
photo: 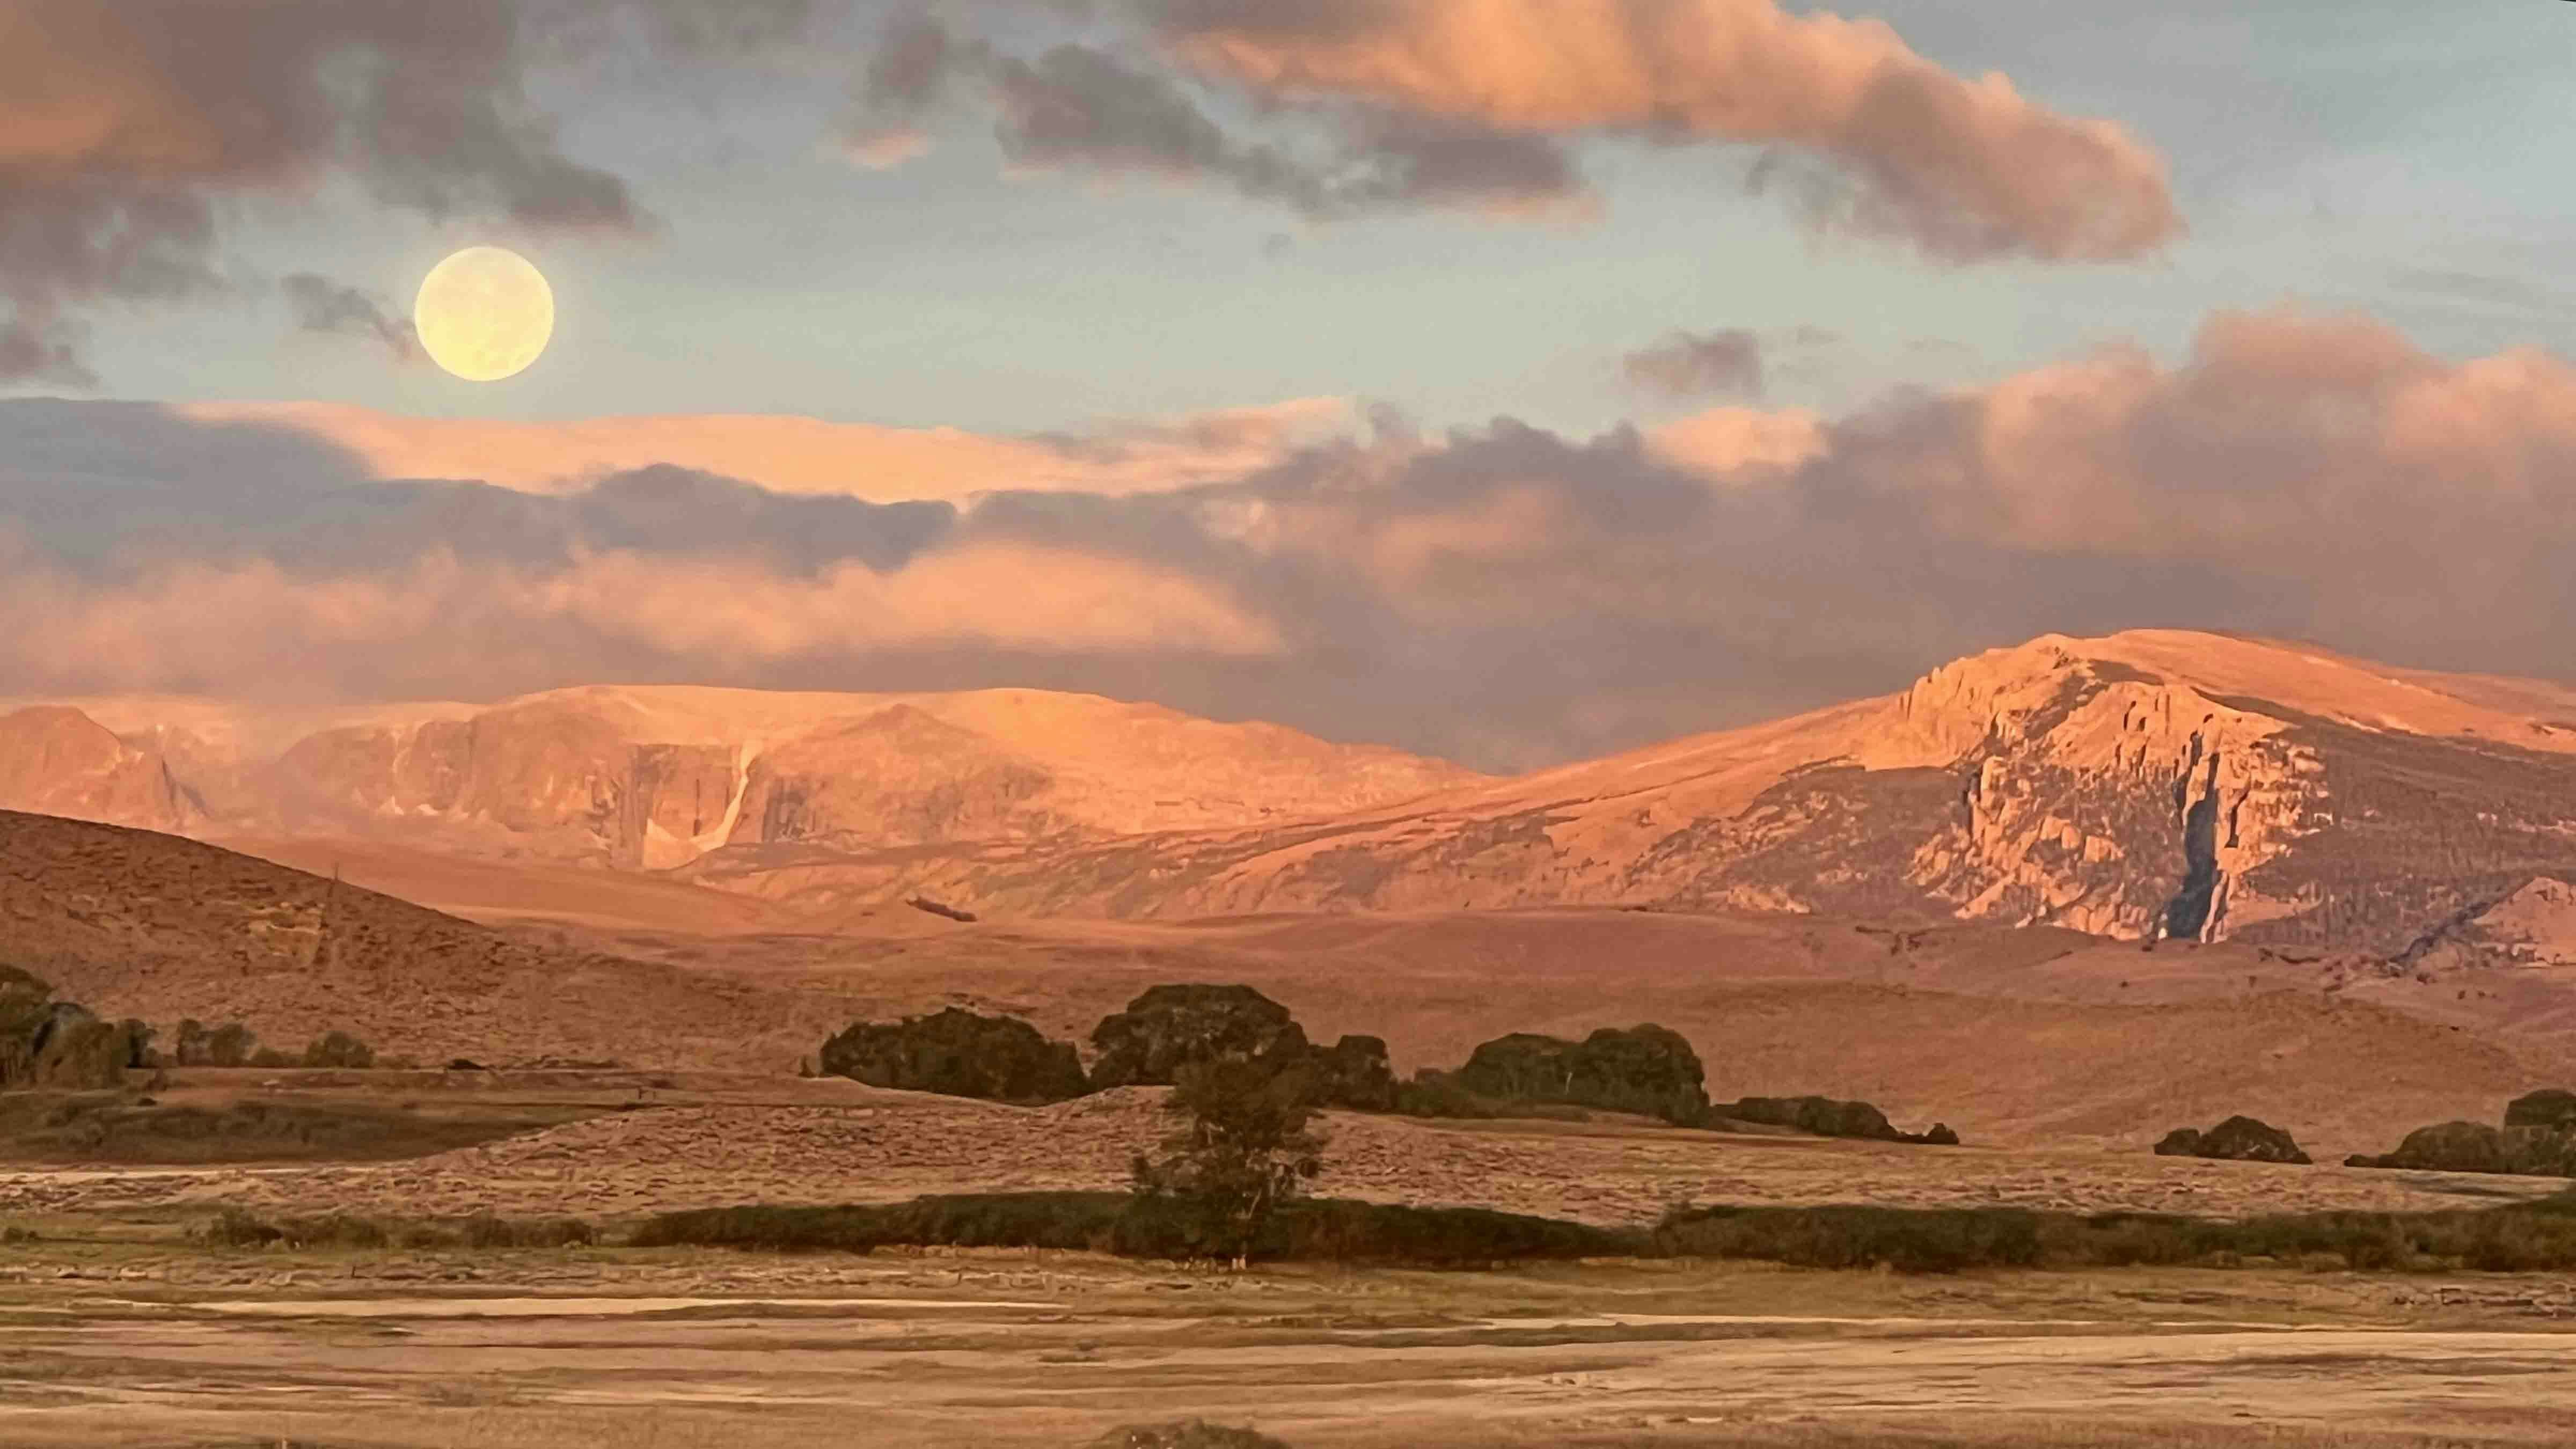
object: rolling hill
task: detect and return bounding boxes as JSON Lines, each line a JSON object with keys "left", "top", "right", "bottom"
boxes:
{"left": 0, "top": 810, "right": 841, "bottom": 1071}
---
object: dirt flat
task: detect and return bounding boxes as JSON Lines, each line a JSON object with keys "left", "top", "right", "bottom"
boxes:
{"left": 4, "top": 1246, "right": 2576, "bottom": 1448}
{"left": 2, "top": 1089, "right": 2559, "bottom": 1226}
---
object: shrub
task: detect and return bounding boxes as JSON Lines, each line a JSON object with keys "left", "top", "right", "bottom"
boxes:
{"left": 628, "top": 1191, "right": 1638, "bottom": 1267}
{"left": 207, "top": 1023, "right": 257, "bottom": 1067}
{"left": 194, "top": 1209, "right": 595, "bottom": 1252}
{"left": 301, "top": 1031, "right": 376, "bottom": 1070}
{"left": 201, "top": 1208, "right": 284, "bottom": 1247}
{"left": 460, "top": 1213, "right": 598, "bottom": 1249}
{"left": 1656, "top": 1205, "right": 2046, "bottom": 1273}
{"left": 1390, "top": 1070, "right": 1510, "bottom": 1120}
{"left": 818, "top": 1008, "right": 1088, "bottom": 1104}
{"left": 1454, "top": 1024, "right": 1708, "bottom": 1125}
{"left": 1088, "top": 985, "right": 1310, "bottom": 1090}
{"left": 2151, "top": 1115, "right": 2311, "bottom": 1165}
{"left": 1305, "top": 1034, "right": 1397, "bottom": 1113}
{"left": 1710, "top": 1094, "right": 1959, "bottom": 1145}
{"left": 2507, "top": 1088, "right": 2576, "bottom": 1131}
{"left": 1091, "top": 1422, "right": 1292, "bottom": 1449}
{"left": 0, "top": 974, "right": 150, "bottom": 1092}
{"left": 2348, "top": 1120, "right": 2509, "bottom": 1173}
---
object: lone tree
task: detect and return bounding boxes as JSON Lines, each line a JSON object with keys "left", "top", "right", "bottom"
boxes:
{"left": 1130, "top": 1052, "right": 1327, "bottom": 1270}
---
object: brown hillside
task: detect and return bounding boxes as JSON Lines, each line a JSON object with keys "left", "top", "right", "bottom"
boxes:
{"left": 0, "top": 810, "right": 834, "bottom": 1070}
{"left": 512, "top": 906, "right": 2573, "bottom": 1161}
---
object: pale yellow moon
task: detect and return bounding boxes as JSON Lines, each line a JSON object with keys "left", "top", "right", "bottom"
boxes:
{"left": 414, "top": 246, "right": 554, "bottom": 382}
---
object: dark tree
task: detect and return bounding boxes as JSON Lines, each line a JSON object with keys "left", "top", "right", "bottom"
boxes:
{"left": 301, "top": 1031, "right": 376, "bottom": 1069}
{"left": 1131, "top": 1054, "right": 1327, "bottom": 1269}
{"left": 1090, "top": 984, "right": 1309, "bottom": 1089}
{"left": 819, "top": 1008, "right": 1088, "bottom": 1104}
{"left": 207, "top": 1022, "right": 257, "bottom": 1067}
{"left": 1455, "top": 1024, "right": 1709, "bottom": 1124}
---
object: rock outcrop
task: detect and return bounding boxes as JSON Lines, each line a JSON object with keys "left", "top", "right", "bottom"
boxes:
{"left": 2152, "top": 1115, "right": 2311, "bottom": 1165}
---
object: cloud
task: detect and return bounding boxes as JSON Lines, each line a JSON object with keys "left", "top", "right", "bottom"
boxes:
{"left": 0, "top": 542, "right": 1278, "bottom": 704}
{"left": 838, "top": 17, "right": 1592, "bottom": 219}
{"left": 278, "top": 275, "right": 425, "bottom": 365}
{"left": 1646, "top": 406, "right": 1825, "bottom": 474}
{"left": 10, "top": 308, "right": 2576, "bottom": 771}
{"left": 1624, "top": 329, "right": 1766, "bottom": 398}
{"left": 173, "top": 396, "right": 1351, "bottom": 501}
{"left": 1140, "top": 0, "right": 2181, "bottom": 260}
{"left": 0, "top": 0, "right": 695, "bottom": 383}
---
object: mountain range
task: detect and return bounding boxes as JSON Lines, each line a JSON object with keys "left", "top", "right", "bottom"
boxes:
{"left": 9, "top": 629, "right": 2576, "bottom": 961}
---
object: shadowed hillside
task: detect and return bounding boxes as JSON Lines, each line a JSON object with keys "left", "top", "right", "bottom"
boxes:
{"left": 0, "top": 810, "right": 836, "bottom": 1070}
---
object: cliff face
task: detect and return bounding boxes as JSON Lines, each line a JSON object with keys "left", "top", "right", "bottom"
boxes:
{"left": 0, "top": 706, "right": 193, "bottom": 834}
{"left": 10, "top": 685, "right": 1484, "bottom": 872}
{"left": 1890, "top": 640, "right": 2323, "bottom": 941}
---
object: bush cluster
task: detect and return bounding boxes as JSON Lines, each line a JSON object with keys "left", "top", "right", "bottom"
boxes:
{"left": 1711, "top": 1094, "right": 1958, "bottom": 1145}
{"left": 196, "top": 1208, "right": 597, "bottom": 1250}
{"left": 2348, "top": 1089, "right": 2576, "bottom": 1176}
{"left": 0, "top": 967, "right": 151, "bottom": 1091}
{"left": 1653, "top": 1196, "right": 2576, "bottom": 1274}
{"left": 816, "top": 986, "right": 1399, "bottom": 1113}
{"left": 1453, "top": 1025, "right": 1709, "bottom": 1125}
{"left": 631, "top": 1191, "right": 1640, "bottom": 1267}
{"left": 815, "top": 985, "right": 1960, "bottom": 1146}
{"left": 631, "top": 1187, "right": 2576, "bottom": 1275}
{"left": 1091, "top": 1422, "right": 1292, "bottom": 1449}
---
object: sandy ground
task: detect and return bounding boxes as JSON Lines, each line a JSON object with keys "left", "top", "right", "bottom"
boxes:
{"left": 1, "top": 1088, "right": 2563, "bottom": 1226}
{"left": 4, "top": 1245, "right": 2576, "bottom": 1448}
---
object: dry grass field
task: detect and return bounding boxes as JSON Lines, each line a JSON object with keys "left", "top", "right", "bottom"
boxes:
{"left": 4, "top": 1077, "right": 2564, "bottom": 1227}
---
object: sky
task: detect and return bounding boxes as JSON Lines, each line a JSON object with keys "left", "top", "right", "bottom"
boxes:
{"left": 4, "top": 1, "right": 2575, "bottom": 771}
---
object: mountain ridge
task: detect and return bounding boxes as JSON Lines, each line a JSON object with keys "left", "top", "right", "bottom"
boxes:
{"left": 8, "top": 630, "right": 2576, "bottom": 956}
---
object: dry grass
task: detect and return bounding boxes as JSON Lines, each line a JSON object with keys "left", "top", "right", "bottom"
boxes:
{"left": 10, "top": 1086, "right": 2559, "bottom": 1230}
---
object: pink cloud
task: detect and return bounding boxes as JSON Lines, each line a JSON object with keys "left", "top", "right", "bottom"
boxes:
{"left": 175, "top": 398, "right": 1353, "bottom": 501}
{"left": 1154, "top": 0, "right": 2182, "bottom": 262}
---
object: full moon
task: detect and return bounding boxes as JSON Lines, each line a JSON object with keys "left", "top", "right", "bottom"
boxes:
{"left": 414, "top": 246, "right": 554, "bottom": 382}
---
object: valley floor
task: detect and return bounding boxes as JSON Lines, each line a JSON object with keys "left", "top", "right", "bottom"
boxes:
{"left": 9, "top": 1076, "right": 2576, "bottom": 1446}
{"left": 3, "top": 1240, "right": 2576, "bottom": 1448}
{"left": 0, "top": 1075, "right": 2563, "bottom": 1227}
